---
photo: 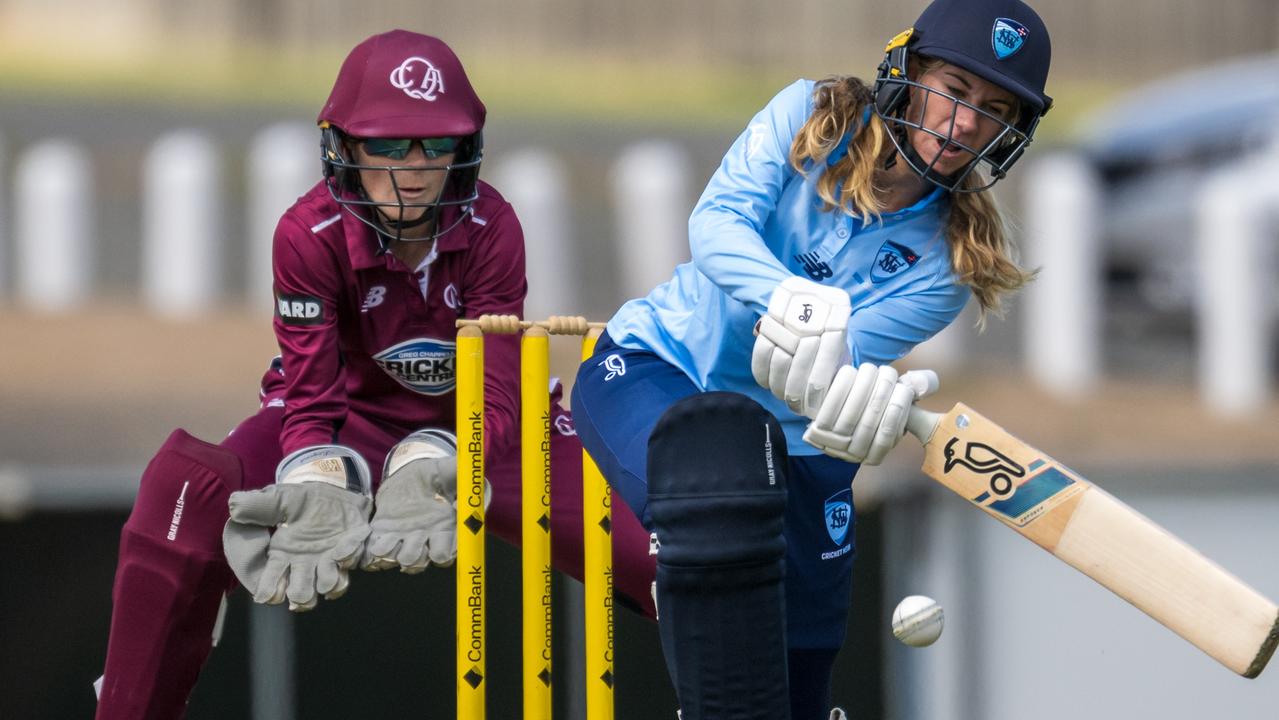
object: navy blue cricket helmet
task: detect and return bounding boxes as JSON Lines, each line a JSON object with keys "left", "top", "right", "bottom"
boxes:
{"left": 873, "top": 0, "right": 1053, "bottom": 191}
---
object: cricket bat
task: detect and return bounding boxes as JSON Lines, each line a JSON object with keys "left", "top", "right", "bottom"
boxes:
{"left": 904, "top": 395, "right": 1279, "bottom": 678}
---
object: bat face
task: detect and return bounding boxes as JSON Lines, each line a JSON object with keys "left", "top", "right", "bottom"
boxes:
{"left": 941, "top": 436, "right": 1025, "bottom": 498}
{"left": 930, "top": 408, "right": 1087, "bottom": 533}
{"left": 909, "top": 401, "right": 1279, "bottom": 678}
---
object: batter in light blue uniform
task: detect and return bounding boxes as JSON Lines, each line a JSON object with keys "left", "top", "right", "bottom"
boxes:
{"left": 574, "top": 1, "right": 1055, "bottom": 717}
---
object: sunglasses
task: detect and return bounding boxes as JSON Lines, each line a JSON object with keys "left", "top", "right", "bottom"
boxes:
{"left": 360, "top": 137, "right": 460, "bottom": 160}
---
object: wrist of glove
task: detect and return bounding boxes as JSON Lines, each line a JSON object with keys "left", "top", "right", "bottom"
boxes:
{"left": 802, "top": 365, "right": 938, "bottom": 466}
{"left": 362, "top": 429, "right": 490, "bottom": 574}
{"left": 222, "top": 445, "right": 372, "bottom": 612}
{"left": 751, "top": 276, "right": 852, "bottom": 417}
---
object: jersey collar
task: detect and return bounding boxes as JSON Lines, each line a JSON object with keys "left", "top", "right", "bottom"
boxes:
{"left": 343, "top": 202, "right": 473, "bottom": 270}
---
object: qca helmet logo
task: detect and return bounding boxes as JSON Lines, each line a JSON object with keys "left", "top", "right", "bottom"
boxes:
{"left": 390, "top": 56, "right": 446, "bottom": 101}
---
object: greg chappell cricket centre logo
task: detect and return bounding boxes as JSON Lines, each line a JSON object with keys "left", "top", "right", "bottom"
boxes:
{"left": 373, "top": 337, "right": 456, "bottom": 395}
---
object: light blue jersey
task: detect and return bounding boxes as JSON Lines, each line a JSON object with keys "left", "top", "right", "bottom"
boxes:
{"left": 606, "top": 79, "right": 971, "bottom": 454}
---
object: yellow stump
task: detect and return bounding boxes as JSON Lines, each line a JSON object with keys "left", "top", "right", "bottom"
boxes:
{"left": 456, "top": 325, "right": 486, "bottom": 720}
{"left": 521, "top": 327, "right": 553, "bottom": 720}
{"left": 581, "top": 328, "right": 615, "bottom": 719}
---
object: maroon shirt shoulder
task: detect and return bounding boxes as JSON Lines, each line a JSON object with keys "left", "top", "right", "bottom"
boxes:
{"left": 270, "top": 180, "right": 526, "bottom": 457}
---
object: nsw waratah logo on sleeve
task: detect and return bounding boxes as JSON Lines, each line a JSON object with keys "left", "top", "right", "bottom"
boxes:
{"left": 373, "top": 338, "right": 456, "bottom": 395}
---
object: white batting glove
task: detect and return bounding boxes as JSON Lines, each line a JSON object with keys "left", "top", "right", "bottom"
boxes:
{"left": 223, "top": 445, "right": 373, "bottom": 612}
{"left": 751, "top": 276, "right": 852, "bottom": 417}
{"left": 803, "top": 365, "right": 939, "bottom": 465}
{"left": 362, "top": 429, "right": 489, "bottom": 573}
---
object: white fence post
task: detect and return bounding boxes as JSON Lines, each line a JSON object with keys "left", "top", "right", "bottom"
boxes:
{"left": 1022, "top": 152, "right": 1103, "bottom": 398}
{"left": 0, "top": 133, "right": 7, "bottom": 300}
{"left": 247, "top": 123, "right": 316, "bottom": 312}
{"left": 609, "top": 140, "right": 691, "bottom": 301}
{"left": 15, "top": 139, "right": 93, "bottom": 311}
{"left": 1193, "top": 147, "right": 1277, "bottom": 416}
{"left": 142, "top": 131, "right": 222, "bottom": 318}
{"left": 489, "top": 149, "right": 577, "bottom": 319}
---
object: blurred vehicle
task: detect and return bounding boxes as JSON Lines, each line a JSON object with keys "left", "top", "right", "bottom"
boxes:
{"left": 1077, "top": 53, "right": 1279, "bottom": 317}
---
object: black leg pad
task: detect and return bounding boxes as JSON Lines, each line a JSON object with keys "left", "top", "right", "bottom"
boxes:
{"left": 648, "top": 392, "right": 792, "bottom": 720}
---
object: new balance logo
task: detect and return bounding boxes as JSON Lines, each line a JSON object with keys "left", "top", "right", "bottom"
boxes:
{"left": 795, "top": 252, "right": 833, "bottom": 280}
{"left": 361, "top": 286, "right": 387, "bottom": 312}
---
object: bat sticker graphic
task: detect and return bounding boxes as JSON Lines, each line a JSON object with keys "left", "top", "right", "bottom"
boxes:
{"left": 941, "top": 436, "right": 1026, "bottom": 500}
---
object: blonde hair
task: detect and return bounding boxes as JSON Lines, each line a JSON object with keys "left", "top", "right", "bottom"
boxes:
{"left": 788, "top": 75, "right": 1034, "bottom": 321}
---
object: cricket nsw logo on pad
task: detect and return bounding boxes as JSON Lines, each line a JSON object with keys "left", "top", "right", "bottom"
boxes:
{"left": 824, "top": 488, "right": 853, "bottom": 547}
{"left": 373, "top": 337, "right": 456, "bottom": 395}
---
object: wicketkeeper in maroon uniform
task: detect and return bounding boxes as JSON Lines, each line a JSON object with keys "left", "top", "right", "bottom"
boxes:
{"left": 94, "top": 30, "right": 656, "bottom": 719}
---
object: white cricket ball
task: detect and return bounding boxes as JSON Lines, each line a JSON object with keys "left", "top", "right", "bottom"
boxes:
{"left": 891, "top": 595, "right": 944, "bottom": 647}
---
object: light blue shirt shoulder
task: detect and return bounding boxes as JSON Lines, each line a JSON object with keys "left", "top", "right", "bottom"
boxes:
{"left": 607, "top": 79, "right": 971, "bottom": 454}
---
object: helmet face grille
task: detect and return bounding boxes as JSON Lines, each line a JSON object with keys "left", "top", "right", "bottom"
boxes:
{"left": 872, "top": 73, "right": 1039, "bottom": 193}
{"left": 320, "top": 126, "right": 484, "bottom": 243}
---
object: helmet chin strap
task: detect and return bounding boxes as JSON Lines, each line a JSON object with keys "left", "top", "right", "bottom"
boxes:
{"left": 375, "top": 204, "right": 436, "bottom": 237}
{"left": 370, "top": 161, "right": 454, "bottom": 247}
{"left": 359, "top": 203, "right": 435, "bottom": 250}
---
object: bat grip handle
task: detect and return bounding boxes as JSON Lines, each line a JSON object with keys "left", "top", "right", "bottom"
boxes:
{"left": 906, "top": 405, "right": 942, "bottom": 444}
{"left": 901, "top": 370, "right": 941, "bottom": 444}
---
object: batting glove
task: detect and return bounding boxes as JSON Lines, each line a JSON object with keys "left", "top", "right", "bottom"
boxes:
{"left": 750, "top": 276, "right": 852, "bottom": 417}
{"left": 803, "top": 364, "right": 938, "bottom": 465}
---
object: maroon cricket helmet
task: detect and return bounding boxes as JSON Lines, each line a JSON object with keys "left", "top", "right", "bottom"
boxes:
{"left": 317, "top": 31, "right": 487, "bottom": 245}
{"left": 318, "top": 29, "right": 486, "bottom": 138}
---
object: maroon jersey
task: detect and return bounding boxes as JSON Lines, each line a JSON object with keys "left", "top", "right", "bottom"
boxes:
{"left": 269, "top": 179, "right": 525, "bottom": 457}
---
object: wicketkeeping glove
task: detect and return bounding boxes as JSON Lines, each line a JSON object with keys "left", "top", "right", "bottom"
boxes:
{"left": 362, "top": 429, "right": 488, "bottom": 573}
{"left": 222, "top": 445, "right": 372, "bottom": 612}
{"left": 751, "top": 276, "right": 852, "bottom": 417}
{"left": 803, "top": 365, "right": 938, "bottom": 465}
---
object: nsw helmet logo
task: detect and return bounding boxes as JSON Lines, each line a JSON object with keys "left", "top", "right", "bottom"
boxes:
{"left": 390, "top": 56, "right": 446, "bottom": 101}
{"left": 992, "top": 18, "right": 1029, "bottom": 60}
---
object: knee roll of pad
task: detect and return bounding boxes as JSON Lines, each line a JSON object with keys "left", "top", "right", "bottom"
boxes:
{"left": 126, "top": 429, "right": 245, "bottom": 553}
{"left": 647, "top": 392, "right": 794, "bottom": 719}
{"left": 646, "top": 392, "right": 789, "bottom": 587}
